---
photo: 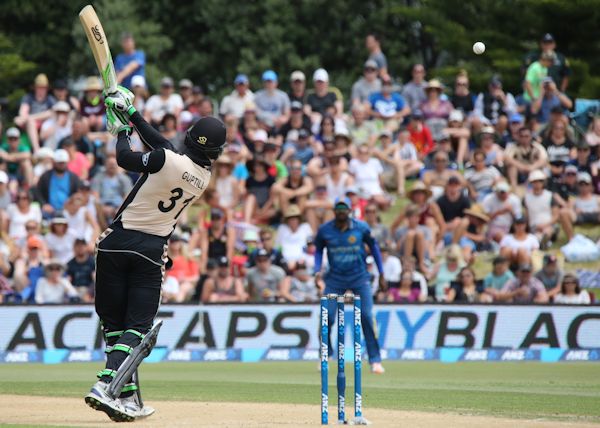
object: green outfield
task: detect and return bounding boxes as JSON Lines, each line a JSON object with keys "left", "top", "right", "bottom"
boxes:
{"left": 0, "top": 361, "right": 598, "bottom": 423}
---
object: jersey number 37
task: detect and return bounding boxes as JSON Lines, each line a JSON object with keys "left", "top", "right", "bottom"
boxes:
{"left": 158, "top": 187, "right": 195, "bottom": 220}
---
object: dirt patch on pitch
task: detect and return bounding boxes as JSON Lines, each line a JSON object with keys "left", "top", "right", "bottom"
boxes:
{"left": 0, "top": 394, "right": 594, "bottom": 427}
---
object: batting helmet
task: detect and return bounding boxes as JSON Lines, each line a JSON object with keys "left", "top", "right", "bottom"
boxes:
{"left": 184, "top": 116, "right": 226, "bottom": 160}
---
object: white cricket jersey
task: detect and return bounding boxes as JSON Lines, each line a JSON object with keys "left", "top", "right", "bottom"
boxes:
{"left": 116, "top": 150, "right": 211, "bottom": 237}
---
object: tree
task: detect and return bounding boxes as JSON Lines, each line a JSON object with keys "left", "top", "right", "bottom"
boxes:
{"left": 69, "top": 0, "right": 172, "bottom": 91}
{"left": 0, "top": 33, "right": 36, "bottom": 115}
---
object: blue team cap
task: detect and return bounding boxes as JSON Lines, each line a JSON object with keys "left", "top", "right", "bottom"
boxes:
{"left": 262, "top": 70, "right": 278, "bottom": 82}
{"left": 509, "top": 113, "right": 524, "bottom": 123}
{"left": 334, "top": 197, "right": 352, "bottom": 209}
{"left": 234, "top": 74, "right": 249, "bottom": 85}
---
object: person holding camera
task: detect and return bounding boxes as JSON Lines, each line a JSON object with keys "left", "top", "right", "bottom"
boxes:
{"left": 530, "top": 77, "right": 572, "bottom": 127}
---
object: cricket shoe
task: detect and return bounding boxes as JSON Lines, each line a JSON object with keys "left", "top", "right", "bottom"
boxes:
{"left": 120, "top": 395, "right": 156, "bottom": 419}
{"left": 84, "top": 381, "right": 136, "bottom": 422}
{"left": 370, "top": 362, "right": 385, "bottom": 374}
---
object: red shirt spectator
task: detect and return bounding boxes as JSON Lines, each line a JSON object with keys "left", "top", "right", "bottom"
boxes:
{"left": 408, "top": 112, "right": 434, "bottom": 156}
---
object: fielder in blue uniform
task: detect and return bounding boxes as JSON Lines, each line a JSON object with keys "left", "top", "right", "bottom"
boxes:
{"left": 314, "top": 197, "right": 386, "bottom": 373}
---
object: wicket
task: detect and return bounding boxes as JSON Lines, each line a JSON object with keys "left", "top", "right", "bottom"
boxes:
{"left": 320, "top": 293, "right": 366, "bottom": 425}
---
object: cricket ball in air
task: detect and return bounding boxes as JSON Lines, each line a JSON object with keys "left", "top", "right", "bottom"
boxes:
{"left": 473, "top": 42, "right": 486, "bottom": 55}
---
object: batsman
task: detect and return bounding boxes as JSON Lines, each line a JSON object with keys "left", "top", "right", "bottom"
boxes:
{"left": 314, "top": 197, "right": 386, "bottom": 374}
{"left": 84, "top": 86, "right": 226, "bottom": 422}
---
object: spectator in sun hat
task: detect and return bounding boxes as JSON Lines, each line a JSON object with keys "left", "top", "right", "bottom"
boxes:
{"left": 524, "top": 169, "right": 559, "bottom": 248}
{"left": 35, "top": 149, "right": 82, "bottom": 218}
{"left": 220, "top": 74, "right": 254, "bottom": 121}
{"left": 288, "top": 70, "right": 307, "bottom": 105}
{"left": 79, "top": 76, "right": 105, "bottom": 131}
{"left": 306, "top": 68, "right": 344, "bottom": 119}
{"left": 254, "top": 70, "right": 291, "bottom": 129}
{"left": 497, "top": 263, "right": 548, "bottom": 303}
{"left": 144, "top": 76, "right": 184, "bottom": 126}
{"left": 352, "top": 59, "right": 382, "bottom": 107}
{"left": 523, "top": 33, "right": 571, "bottom": 92}
{"left": 275, "top": 204, "right": 313, "bottom": 270}
{"left": 114, "top": 31, "right": 145, "bottom": 89}
{"left": 14, "top": 73, "right": 56, "bottom": 152}
{"left": 420, "top": 79, "right": 452, "bottom": 122}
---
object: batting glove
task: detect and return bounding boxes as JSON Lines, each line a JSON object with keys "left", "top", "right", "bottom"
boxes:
{"left": 104, "top": 85, "right": 136, "bottom": 116}
{"left": 106, "top": 107, "right": 131, "bottom": 136}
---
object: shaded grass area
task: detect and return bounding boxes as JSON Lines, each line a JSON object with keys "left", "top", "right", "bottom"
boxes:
{"left": 0, "top": 361, "right": 599, "bottom": 422}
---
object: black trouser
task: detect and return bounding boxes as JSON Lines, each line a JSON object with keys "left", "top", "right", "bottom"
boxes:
{"left": 94, "top": 225, "right": 167, "bottom": 394}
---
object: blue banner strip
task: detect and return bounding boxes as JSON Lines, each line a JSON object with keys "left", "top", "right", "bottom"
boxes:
{"left": 2, "top": 348, "right": 600, "bottom": 364}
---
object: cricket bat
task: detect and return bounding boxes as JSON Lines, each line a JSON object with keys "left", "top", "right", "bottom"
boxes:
{"left": 79, "top": 5, "right": 117, "bottom": 94}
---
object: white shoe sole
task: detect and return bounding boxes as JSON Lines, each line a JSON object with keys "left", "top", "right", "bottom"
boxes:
{"left": 85, "top": 393, "right": 136, "bottom": 423}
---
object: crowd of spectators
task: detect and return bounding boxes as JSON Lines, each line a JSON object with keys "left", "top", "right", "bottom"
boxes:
{"left": 0, "top": 32, "right": 596, "bottom": 305}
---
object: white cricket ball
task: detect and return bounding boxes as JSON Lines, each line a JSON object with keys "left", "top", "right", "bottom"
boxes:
{"left": 473, "top": 42, "right": 486, "bottom": 55}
